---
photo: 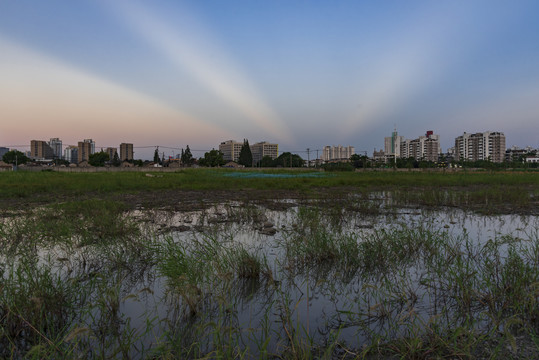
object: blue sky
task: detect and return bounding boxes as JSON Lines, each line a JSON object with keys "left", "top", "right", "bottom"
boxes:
{"left": 1, "top": 0, "right": 538, "bottom": 159}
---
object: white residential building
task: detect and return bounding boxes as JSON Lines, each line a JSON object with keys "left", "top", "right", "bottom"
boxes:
{"left": 399, "top": 131, "right": 441, "bottom": 162}
{"left": 250, "top": 141, "right": 278, "bottom": 165}
{"left": 219, "top": 140, "right": 244, "bottom": 162}
{"left": 322, "top": 145, "right": 355, "bottom": 162}
{"left": 454, "top": 131, "right": 505, "bottom": 163}
{"left": 48, "top": 138, "right": 62, "bottom": 159}
{"left": 384, "top": 131, "right": 403, "bottom": 157}
{"left": 64, "top": 146, "right": 78, "bottom": 163}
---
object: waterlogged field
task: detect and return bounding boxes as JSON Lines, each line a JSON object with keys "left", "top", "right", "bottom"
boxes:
{"left": 0, "top": 170, "right": 538, "bottom": 359}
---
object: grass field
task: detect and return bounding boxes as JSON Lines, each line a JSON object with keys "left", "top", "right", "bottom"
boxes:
{"left": 1, "top": 169, "right": 538, "bottom": 358}
{"left": 0, "top": 169, "right": 537, "bottom": 213}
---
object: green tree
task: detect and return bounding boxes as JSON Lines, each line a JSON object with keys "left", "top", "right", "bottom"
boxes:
{"left": 273, "top": 152, "right": 304, "bottom": 167}
{"left": 350, "top": 154, "right": 361, "bottom": 168}
{"left": 112, "top": 152, "right": 121, "bottom": 167}
{"left": 321, "top": 162, "right": 354, "bottom": 171}
{"left": 2, "top": 150, "right": 28, "bottom": 165}
{"left": 88, "top": 151, "right": 109, "bottom": 167}
{"left": 257, "top": 155, "right": 275, "bottom": 167}
{"left": 181, "top": 145, "right": 194, "bottom": 166}
{"left": 199, "top": 149, "right": 225, "bottom": 167}
{"left": 238, "top": 139, "right": 253, "bottom": 167}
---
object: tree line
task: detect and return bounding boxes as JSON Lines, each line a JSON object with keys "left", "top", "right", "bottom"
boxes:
{"left": 4, "top": 147, "right": 535, "bottom": 170}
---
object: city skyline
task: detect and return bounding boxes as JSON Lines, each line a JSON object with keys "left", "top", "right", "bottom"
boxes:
{"left": 6, "top": 127, "right": 535, "bottom": 164}
{"left": 1, "top": 1, "right": 539, "bottom": 158}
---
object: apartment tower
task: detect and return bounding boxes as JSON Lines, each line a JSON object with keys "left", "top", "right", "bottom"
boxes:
{"left": 399, "top": 131, "right": 440, "bottom": 161}
{"left": 78, "top": 139, "right": 95, "bottom": 163}
{"left": 219, "top": 140, "right": 244, "bottom": 162}
{"left": 30, "top": 140, "right": 54, "bottom": 159}
{"left": 250, "top": 141, "right": 279, "bottom": 165}
{"left": 119, "top": 143, "right": 134, "bottom": 161}
{"left": 48, "top": 138, "right": 62, "bottom": 159}
{"left": 455, "top": 131, "right": 506, "bottom": 163}
{"left": 322, "top": 145, "right": 355, "bottom": 162}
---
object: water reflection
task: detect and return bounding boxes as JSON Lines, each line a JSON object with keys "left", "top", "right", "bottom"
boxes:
{"left": 1, "top": 199, "right": 538, "bottom": 357}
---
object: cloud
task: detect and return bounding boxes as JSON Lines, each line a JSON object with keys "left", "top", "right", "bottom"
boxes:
{"left": 108, "top": 0, "right": 294, "bottom": 145}
{"left": 0, "top": 36, "right": 233, "bottom": 147}
{"left": 340, "top": 2, "right": 498, "bottom": 137}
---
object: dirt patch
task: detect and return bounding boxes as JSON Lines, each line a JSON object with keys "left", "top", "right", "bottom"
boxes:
{"left": 1, "top": 186, "right": 537, "bottom": 215}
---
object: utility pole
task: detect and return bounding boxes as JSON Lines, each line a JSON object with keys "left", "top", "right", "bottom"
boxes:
{"left": 316, "top": 149, "right": 319, "bottom": 168}
{"left": 362, "top": 151, "right": 367, "bottom": 169}
{"left": 393, "top": 124, "right": 397, "bottom": 170}
{"left": 306, "top": 148, "right": 310, "bottom": 167}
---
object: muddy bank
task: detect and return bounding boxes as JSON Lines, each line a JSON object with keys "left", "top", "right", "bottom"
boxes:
{"left": 1, "top": 185, "right": 537, "bottom": 215}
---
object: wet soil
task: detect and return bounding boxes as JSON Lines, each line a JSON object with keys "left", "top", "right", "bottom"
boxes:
{"left": 1, "top": 186, "right": 537, "bottom": 215}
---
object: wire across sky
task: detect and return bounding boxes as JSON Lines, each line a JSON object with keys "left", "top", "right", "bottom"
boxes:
{"left": 1, "top": 0, "right": 538, "bottom": 159}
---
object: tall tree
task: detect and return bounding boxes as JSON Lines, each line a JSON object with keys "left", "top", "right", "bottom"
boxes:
{"left": 88, "top": 151, "right": 109, "bottom": 167}
{"left": 200, "top": 149, "right": 225, "bottom": 167}
{"left": 273, "top": 152, "right": 304, "bottom": 167}
{"left": 258, "top": 155, "right": 275, "bottom": 167}
{"left": 181, "top": 145, "right": 193, "bottom": 166}
{"left": 2, "top": 150, "right": 28, "bottom": 165}
{"left": 153, "top": 147, "right": 160, "bottom": 164}
{"left": 112, "top": 152, "right": 121, "bottom": 167}
{"left": 238, "top": 139, "right": 253, "bottom": 167}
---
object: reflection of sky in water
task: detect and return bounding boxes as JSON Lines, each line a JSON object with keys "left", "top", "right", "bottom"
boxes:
{"left": 114, "top": 204, "right": 539, "bottom": 354}
{"left": 8, "top": 202, "right": 537, "bottom": 356}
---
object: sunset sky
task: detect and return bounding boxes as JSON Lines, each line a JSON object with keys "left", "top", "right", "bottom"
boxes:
{"left": 1, "top": 0, "right": 538, "bottom": 159}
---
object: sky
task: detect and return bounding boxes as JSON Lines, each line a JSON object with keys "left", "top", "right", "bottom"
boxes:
{"left": 1, "top": 0, "right": 538, "bottom": 159}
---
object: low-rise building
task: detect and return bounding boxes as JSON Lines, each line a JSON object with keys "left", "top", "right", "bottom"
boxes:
{"left": 372, "top": 149, "right": 386, "bottom": 163}
{"left": 505, "top": 146, "right": 535, "bottom": 162}
{"left": 0, "top": 161, "right": 12, "bottom": 171}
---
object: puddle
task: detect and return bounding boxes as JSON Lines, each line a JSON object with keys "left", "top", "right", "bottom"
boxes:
{"left": 2, "top": 199, "right": 538, "bottom": 357}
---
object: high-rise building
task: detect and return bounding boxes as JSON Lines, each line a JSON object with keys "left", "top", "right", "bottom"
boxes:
{"left": 48, "top": 138, "right": 62, "bottom": 159}
{"left": 384, "top": 130, "right": 403, "bottom": 158}
{"left": 250, "top": 141, "right": 278, "bottom": 165}
{"left": 106, "top": 147, "right": 117, "bottom": 161}
{"left": 219, "top": 140, "right": 244, "bottom": 162}
{"left": 78, "top": 139, "right": 95, "bottom": 163}
{"left": 399, "top": 131, "right": 441, "bottom": 161}
{"left": 322, "top": 145, "right": 355, "bottom": 162}
{"left": 0, "top": 147, "right": 9, "bottom": 158}
{"left": 119, "top": 143, "right": 133, "bottom": 161}
{"left": 30, "top": 140, "right": 54, "bottom": 159}
{"left": 64, "top": 146, "right": 78, "bottom": 163}
{"left": 455, "top": 131, "right": 505, "bottom": 163}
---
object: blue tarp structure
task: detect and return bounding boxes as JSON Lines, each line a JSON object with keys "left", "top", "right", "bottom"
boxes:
{"left": 223, "top": 172, "right": 329, "bottom": 179}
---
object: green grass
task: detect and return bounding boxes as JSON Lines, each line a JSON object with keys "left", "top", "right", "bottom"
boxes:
{"left": 0, "top": 169, "right": 537, "bottom": 198}
{"left": 0, "top": 169, "right": 537, "bottom": 216}
{"left": 1, "top": 169, "right": 538, "bottom": 358}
